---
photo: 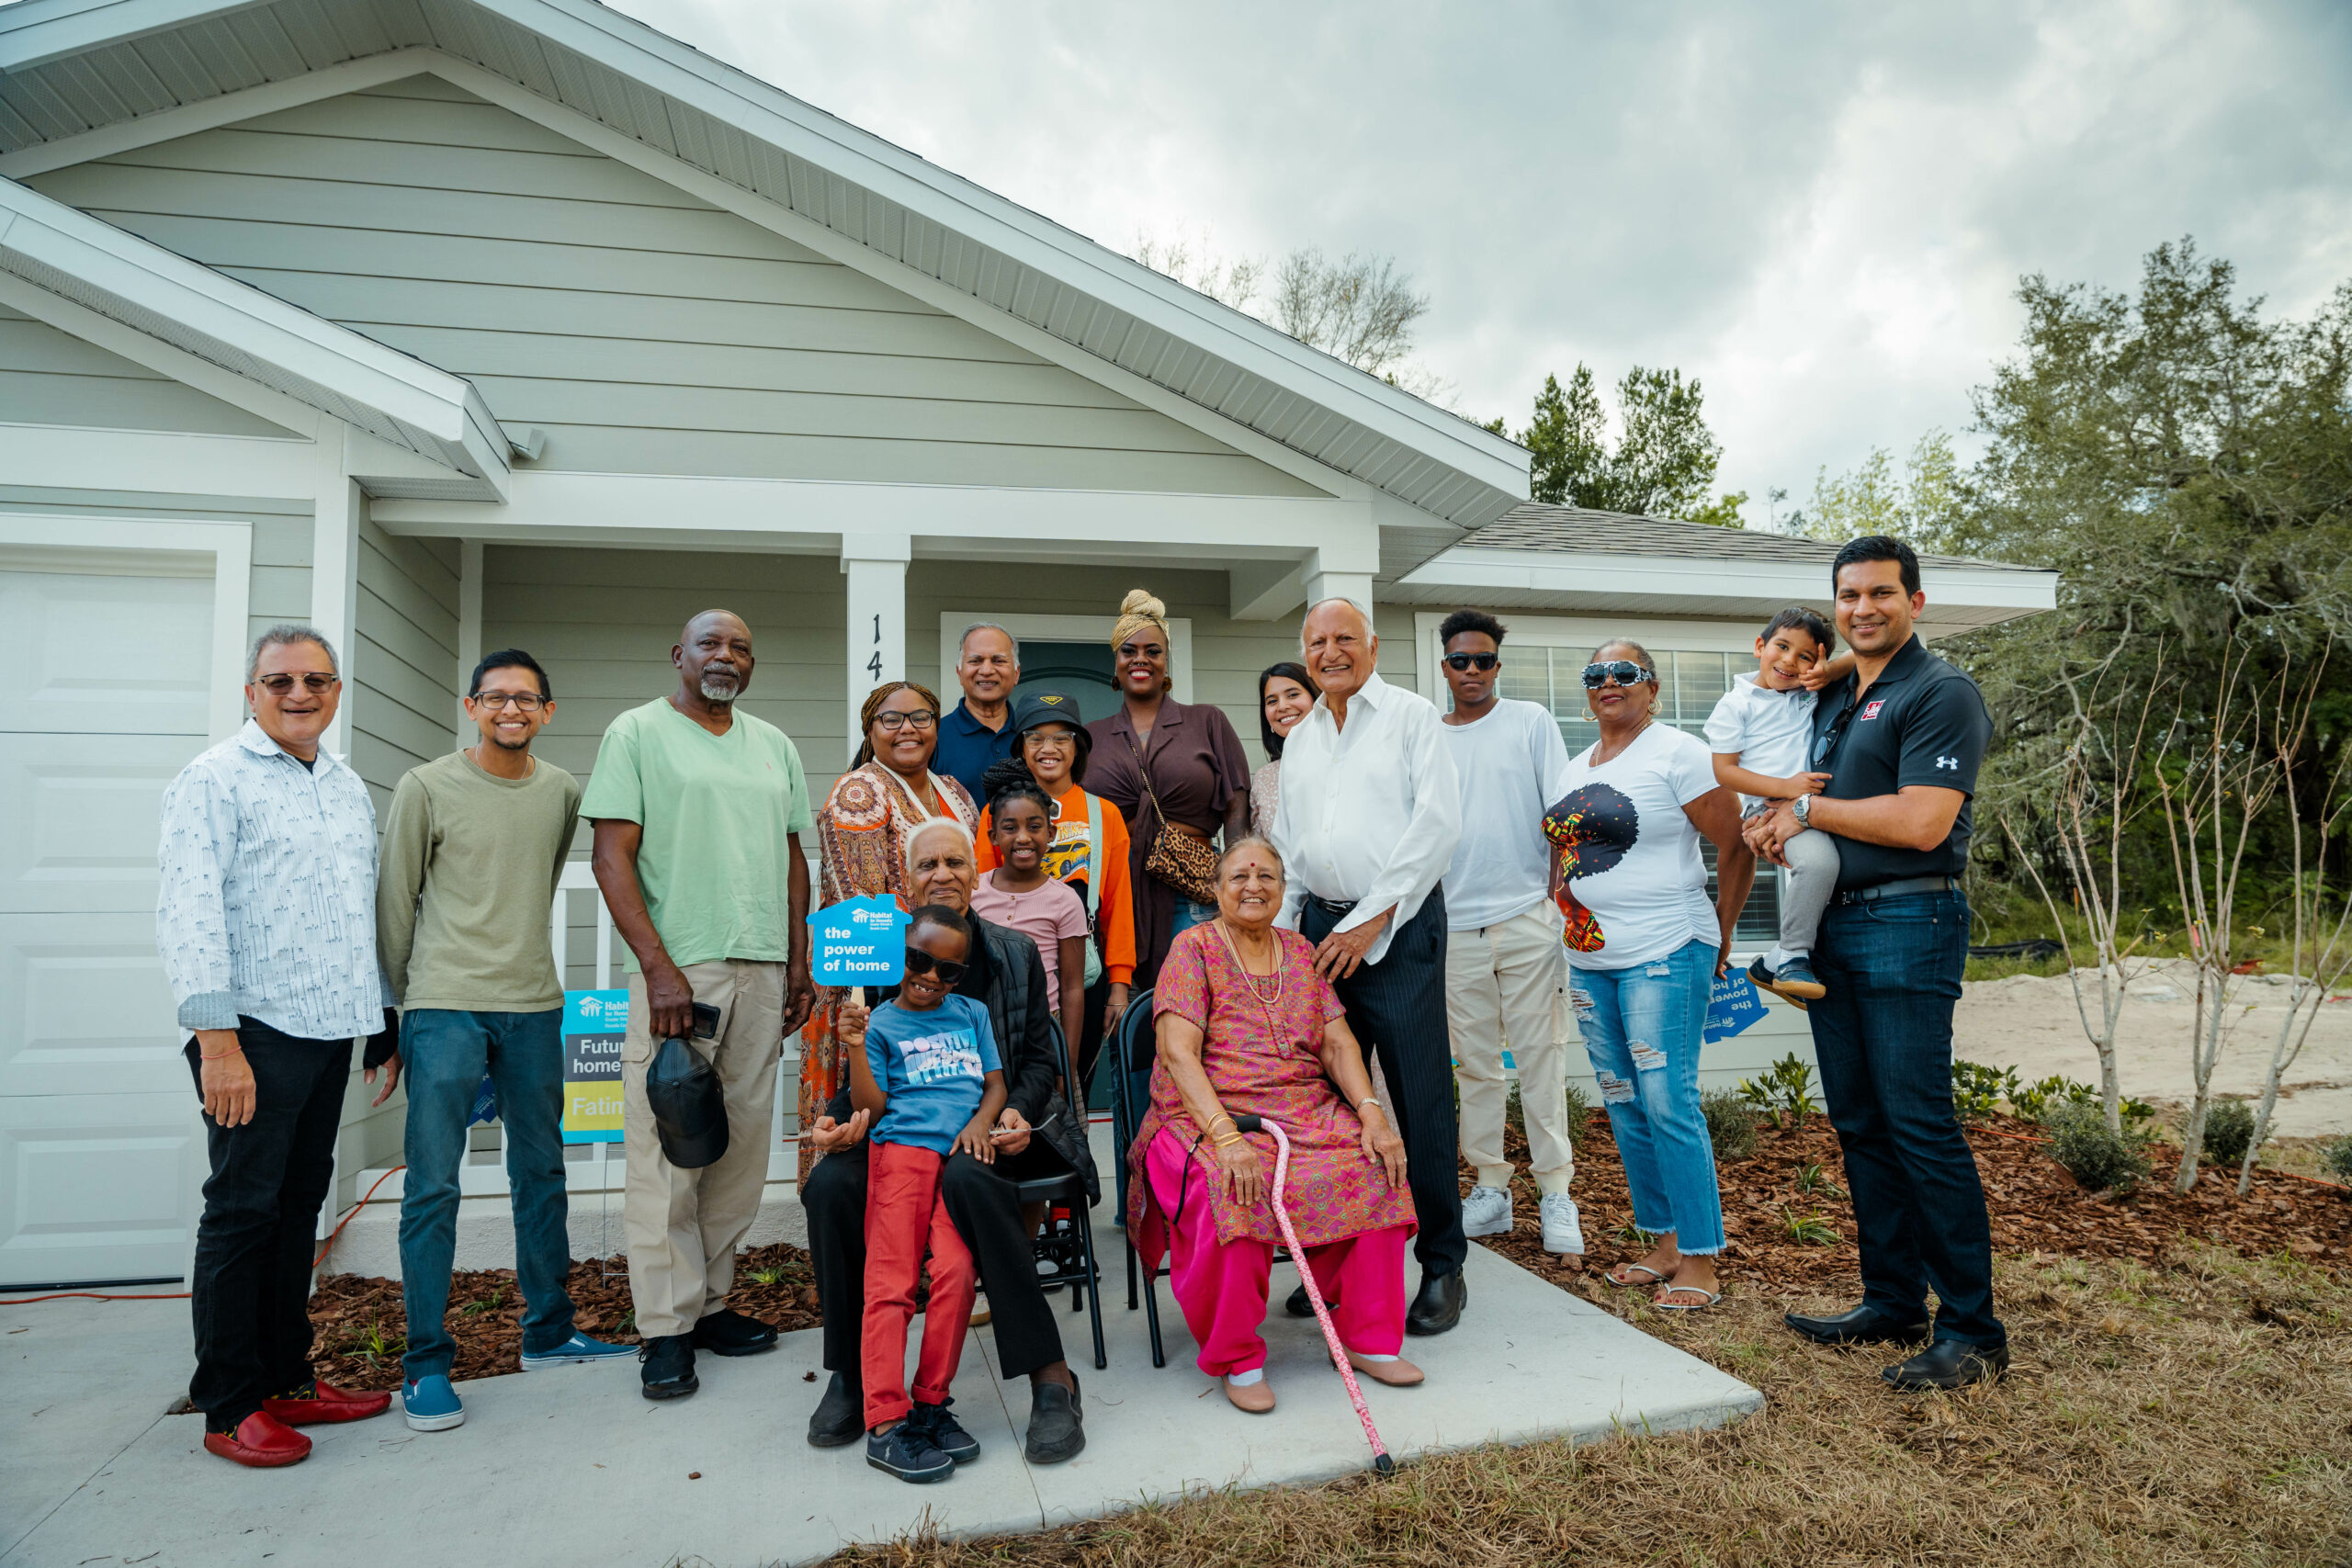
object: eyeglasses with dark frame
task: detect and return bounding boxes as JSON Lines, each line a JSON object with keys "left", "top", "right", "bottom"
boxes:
{"left": 253, "top": 672, "right": 338, "bottom": 694}
{"left": 1580, "top": 660, "right": 1657, "bottom": 690}
{"left": 470, "top": 691, "right": 548, "bottom": 712}
{"left": 1443, "top": 651, "right": 1500, "bottom": 672}
{"left": 874, "top": 709, "right": 938, "bottom": 733}
{"left": 901, "top": 949, "right": 967, "bottom": 985}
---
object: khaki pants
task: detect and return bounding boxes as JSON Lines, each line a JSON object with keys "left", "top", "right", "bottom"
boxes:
{"left": 622, "top": 959, "right": 784, "bottom": 1340}
{"left": 1446, "top": 907, "right": 1576, "bottom": 1194}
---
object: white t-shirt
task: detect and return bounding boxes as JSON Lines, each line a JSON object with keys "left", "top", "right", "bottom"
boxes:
{"left": 1440, "top": 698, "right": 1570, "bottom": 930}
{"left": 1702, "top": 671, "right": 1818, "bottom": 808}
{"left": 1545, "top": 723, "right": 1719, "bottom": 971}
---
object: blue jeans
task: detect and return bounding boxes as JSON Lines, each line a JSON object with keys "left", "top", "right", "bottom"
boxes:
{"left": 1571, "top": 938, "right": 1724, "bottom": 1255}
{"left": 1810, "top": 889, "right": 2003, "bottom": 1347}
{"left": 399, "top": 1009, "right": 577, "bottom": 1379}
{"left": 1170, "top": 898, "right": 1217, "bottom": 939}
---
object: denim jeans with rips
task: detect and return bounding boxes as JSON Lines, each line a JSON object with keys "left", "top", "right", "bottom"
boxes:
{"left": 1570, "top": 937, "right": 1724, "bottom": 1256}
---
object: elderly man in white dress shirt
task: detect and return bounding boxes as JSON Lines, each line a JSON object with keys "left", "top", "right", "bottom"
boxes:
{"left": 157, "top": 624, "right": 400, "bottom": 1468}
{"left": 1269, "top": 598, "right": 1468, "bottom": 1334}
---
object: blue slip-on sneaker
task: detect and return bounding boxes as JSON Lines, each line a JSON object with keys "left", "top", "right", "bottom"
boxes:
{"left": 866, "top": 1421, "right": 955, "bottom": 1483}
{"left": 520, "top": 1331, "right": 636, "bottom": 1371}
{"left": 910, "top": 1397, "right": 980, "bottom": 1464}
{"left": 1771, "top": 954, "right": 1826, "bottom": 1000}
{"left": 1747, "top": 956, "right": 1809, "bottom": 1011}
{"left": 401, "top": 1375, "right": 465, "bottom": 1432}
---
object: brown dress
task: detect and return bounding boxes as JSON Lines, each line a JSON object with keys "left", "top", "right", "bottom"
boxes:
{"left": 1082, "top": 698, "right": 1250, "bottom": 990}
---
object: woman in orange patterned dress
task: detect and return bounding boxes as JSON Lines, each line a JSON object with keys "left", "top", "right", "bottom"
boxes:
{"left": 798, "top": 681, "right": 979, "bottom": 1183}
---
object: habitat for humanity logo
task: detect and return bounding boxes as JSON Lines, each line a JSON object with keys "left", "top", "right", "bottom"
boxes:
{"left": 851, "top": 906, "right": 898, "bottom": 929}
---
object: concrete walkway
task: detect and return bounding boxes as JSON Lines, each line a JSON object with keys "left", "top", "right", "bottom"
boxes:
{"left": 4, "top": 1244, "right": 1758, "bottom": 1568}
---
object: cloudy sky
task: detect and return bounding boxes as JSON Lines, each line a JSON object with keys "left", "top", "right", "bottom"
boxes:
{"left": 625, "top": 0, "right": 2350, "bottom": 520}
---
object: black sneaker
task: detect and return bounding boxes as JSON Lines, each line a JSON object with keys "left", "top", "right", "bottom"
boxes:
{"left": 807, "top": 1371, "right": 864, "bottom": 1448}
{"left": 866, "top": 1420, "right": 954, "bottom": 1483}
{"left": 909, "top": 1397, "right": 979, "bottom": 1464}
{"left": 638, "top": 1334, "right": 697, "bottom": 1400}
{"left": 690, "top": 1307, "right": 777, "bottom": 1357}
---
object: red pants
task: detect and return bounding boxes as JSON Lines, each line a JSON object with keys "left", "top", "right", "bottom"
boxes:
{"left": 1147, "top": 1127, "right": 1410, "bottom": 1379}
{"left": 861, "top": 1141, "right": 978, "bottom": 1430}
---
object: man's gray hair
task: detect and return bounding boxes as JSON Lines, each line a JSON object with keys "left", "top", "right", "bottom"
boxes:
{"left": 958, "top": 621, "right": 1021, "bottom": 661}
{"left": 247, "top": 623, "right": 339, "bottom": 682}
{"left": 1299, "top": 596, "right": 1374, "bottom": 650}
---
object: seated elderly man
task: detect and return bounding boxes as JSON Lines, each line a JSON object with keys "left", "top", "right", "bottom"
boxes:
{"left": 799, "top": 818, "right": 1091, "bottom": 1462}
{"left": 1127, "top": 838, "right": 1418, "bottom": 1412}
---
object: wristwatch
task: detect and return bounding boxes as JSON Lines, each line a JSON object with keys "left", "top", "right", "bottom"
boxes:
{"left": 1792, "top": 794, "right": 1813, "bottom": 828}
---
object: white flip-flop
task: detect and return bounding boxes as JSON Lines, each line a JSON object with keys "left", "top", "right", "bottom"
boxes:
{"left": 1652, "top": 1286, "right": 1724, "bottom": 1312}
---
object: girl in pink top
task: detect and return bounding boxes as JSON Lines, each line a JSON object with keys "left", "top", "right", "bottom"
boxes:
{"left": 971, "top": 773, "right": 1090, "bottom": 1033}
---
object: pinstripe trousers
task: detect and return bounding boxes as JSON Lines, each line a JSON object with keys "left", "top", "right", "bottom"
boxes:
{"left": 1302, "top": 890, "right": 1468, "bottom": 1278}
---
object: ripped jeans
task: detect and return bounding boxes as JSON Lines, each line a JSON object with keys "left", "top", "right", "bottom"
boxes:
{"left": 1570, "top": 938, "right": 1724, "bottom": 1256}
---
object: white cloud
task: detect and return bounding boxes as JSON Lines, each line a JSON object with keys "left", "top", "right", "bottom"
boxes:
{"left": 623, "top": 0, "right": 2352, "bottom": 515}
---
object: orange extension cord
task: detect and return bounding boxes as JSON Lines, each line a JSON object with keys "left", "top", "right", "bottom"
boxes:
{"left": 0, "top": 1165, "right": 408, "bottom": 1306}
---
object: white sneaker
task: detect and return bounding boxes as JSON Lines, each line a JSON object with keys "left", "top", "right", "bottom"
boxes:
{"left": 1461, "top": 1184, "right": 1513, "bottom": 1238}
{"left": 1540, "top": 1193, "right": 1586, "bottom": 1257}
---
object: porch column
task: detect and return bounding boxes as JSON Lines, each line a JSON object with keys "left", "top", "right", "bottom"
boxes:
{"left": 841, "top": 533, "right": 910, "bottom": 769}
{"left": 310, "top": 460, "right": 364, "bottom": 762}
{"left": 1299, "top": 547, "right": 1374, "bottom": 621}
{"left": 454, "top": 538, "right": 483, "bottom": 747}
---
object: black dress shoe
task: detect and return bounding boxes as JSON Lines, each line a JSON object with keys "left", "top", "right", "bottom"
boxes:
{"left": 1405, "top": 1269, "right": 1465, "bottom": 1337}
{"left": 692, "top": 1306, "right": 778, "bottom": 1357}
{"left": 1284, "top": 1283, "right": 1314, "bottom": 1319}
{"left": 639, "top": 1334, "right": 698, "bottom": 1400}
{"left": 1023, "top": 1372, "right": 1085, "bottom": 1464}
{"left": 1883, "top": 1338, "right": 2009, "bottom": 1391}
{"left": 807, "top": 1371, "right": 864, "bottom": 1447}
{"left": 1783, "top": 1303, "right": 1932, "bottom": 1347}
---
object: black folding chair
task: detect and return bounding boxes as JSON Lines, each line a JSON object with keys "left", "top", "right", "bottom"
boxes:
{"left": 1097, "top": 988, "right": 1168, "bottom": 1368}
{"left": 1004, "top": 1015, "right": 1106, "bottom": 1371}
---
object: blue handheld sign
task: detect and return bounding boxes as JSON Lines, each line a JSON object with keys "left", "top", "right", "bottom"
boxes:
{"left": 807, "top": 896, "right": 910, "bottom": 987}
{"left": 1703, "top": 968, "right": 1769, "bottom": 1044}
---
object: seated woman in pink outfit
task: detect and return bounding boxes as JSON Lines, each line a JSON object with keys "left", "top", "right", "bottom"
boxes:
{"left": 1125, "top": 837, "right": 1417, "bottom": 1413}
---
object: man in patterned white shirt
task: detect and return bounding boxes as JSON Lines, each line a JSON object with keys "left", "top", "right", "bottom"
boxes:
{"left": 156, "top": 625, "right": 397, "bottom": 1467}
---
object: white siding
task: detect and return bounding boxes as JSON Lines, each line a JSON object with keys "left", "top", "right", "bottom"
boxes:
{"left": 28, "top": 74, "right": 1326, "bottom": 498}
{"left": 351, "top": 519, "right": 460, "bottom": 813}
{"left": 0, "top": 302, "right": 288, "bottom": 437}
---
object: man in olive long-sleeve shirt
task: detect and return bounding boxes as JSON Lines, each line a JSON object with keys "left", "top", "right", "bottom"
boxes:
{"left": 373, "top": 649, "right": 629, "bottom": 1435}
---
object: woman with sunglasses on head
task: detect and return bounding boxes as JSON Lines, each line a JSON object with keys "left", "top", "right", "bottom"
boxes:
{"left": 1082, "top": 591, "right": 1252, "bottom": 994}
{"left": 799, "top": 681, "right": 980, "bottom": 1184}
{"left": 1544, "top": 640, "right": 1755, "bottom": 1313}
{"left": 1250, "top": 662, "right": 1318, "bottom": 835}
{"left": 972, "top": 693, "right": 1136, "bottom": 1086}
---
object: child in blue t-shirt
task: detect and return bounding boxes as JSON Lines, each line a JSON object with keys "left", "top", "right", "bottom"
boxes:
{"left": 838, "top": 904, "right": 1005, "bottom": 1484}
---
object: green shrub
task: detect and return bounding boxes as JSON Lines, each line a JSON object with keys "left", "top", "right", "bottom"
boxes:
{"left": 1562, "top": 1080, "right": 1592, "bottom": 1154}
{"left": 2200, "top": 1100, "right": 2259, "bottom": 1169}
{"left": 1702, "top": 1088, "right": 1758, "bottom": 1162}
{"left": 1951, "top": 1059, "right": 2018, "bottom": 1122}
{"left": 2045, "top": 1101, "right": 2154, "bottom": 1194}
{"left": 1738, "top": 1054, "right": 1822, "bottom": 1128}
{"left": 2322, "top": 1135, "right": 2352, "bottom": 1184}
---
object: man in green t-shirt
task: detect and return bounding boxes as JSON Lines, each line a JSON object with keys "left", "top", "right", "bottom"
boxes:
{"left": 581, "top": 609, "right": 815, "bottom": 1401}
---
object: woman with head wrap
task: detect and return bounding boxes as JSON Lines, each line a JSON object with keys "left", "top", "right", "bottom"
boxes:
{"left": 1081, "top": 591, "right": 1252, "bottom": 992}
{"left": 798, "top": 680, "right": 980, "bottom": 1183}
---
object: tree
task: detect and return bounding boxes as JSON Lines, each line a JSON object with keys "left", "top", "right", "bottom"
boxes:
{"left": 1788, "top": 431, "right": 1963, "bottom": 549}
{"left": 1517, "top": 363, "right": 1746, "bottom": 524}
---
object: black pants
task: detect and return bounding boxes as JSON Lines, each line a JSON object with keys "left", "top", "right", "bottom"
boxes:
{"left": 182, "top": 1020, "right": 353, "bottom": 1430}
{"left": 803, "top": 1140, "right": 1066, "bottom": 1382}
{"left": 1302, "top": 891, "right": 1466, "bottom": 1278}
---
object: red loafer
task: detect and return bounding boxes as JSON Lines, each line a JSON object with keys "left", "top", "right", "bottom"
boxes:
{"left": 203, "top": 1411, "right": 312, "bottom": 1468}
{"left": 263, "top": 1378, "right": 392, "bottom": 1426}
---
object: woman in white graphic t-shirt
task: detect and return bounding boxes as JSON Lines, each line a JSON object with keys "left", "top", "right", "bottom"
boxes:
{"left": 1544, "top": 638, "right": 1756, "bottom": 1314}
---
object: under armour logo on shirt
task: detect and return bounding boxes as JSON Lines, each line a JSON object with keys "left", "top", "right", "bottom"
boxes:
{"left": 1936, "top": 756, "right": 1960, "bottom": 771}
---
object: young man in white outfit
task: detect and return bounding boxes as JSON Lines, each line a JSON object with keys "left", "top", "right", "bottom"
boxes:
{"left": 1433, "top": 611, "right": 1584, "bottom": 1258}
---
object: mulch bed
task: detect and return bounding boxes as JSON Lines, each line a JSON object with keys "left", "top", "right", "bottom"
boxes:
{"left": 1481, "top": 1109, "right": 2349, "bottom": 1299}
{"left": 311, "top": 1111, "right": 2346, "bottom": 1391}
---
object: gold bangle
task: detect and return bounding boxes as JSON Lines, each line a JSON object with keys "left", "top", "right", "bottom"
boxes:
{"left": 1212, "top": 1131, "right": 1246, "bottom": 1147}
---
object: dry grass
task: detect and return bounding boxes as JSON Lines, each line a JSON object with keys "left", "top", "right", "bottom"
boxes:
{"left": 823, "top": 1247, "right": 2352, "bottom": 1568}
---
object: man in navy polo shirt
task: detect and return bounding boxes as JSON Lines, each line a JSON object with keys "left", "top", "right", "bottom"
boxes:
{"left": 1746, "top": 535, "right": 2006, "bottom": 1391}
{"left": 933, "top": 623, "right": 1021, "bottom": 804}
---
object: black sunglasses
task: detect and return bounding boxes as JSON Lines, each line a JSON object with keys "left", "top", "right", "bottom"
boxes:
{"left": 1443, "top": 652, "right": 1499, "bottom": 672}
{"left": 254, "top": 672, "right": 338, "bottom": 694}
{"left": 1581, "top": 660, "right": 1656, "bottom": 690}
{"left": 902, "top": 950, "right": 967, "bottom": 985}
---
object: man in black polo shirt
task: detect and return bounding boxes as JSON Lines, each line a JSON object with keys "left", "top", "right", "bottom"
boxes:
{"left": 1747, "top": 534, "right": 2007, "bottom": 1391}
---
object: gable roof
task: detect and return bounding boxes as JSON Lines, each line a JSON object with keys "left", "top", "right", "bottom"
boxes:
{"left": 0, "top": 168, "right": 510, "bottom": 493}
{"left": 1464, "top": 502, "right": 2050, "bottom": 574}
{"left": 0, "top": 0, "right": 1531, "bottom": 530}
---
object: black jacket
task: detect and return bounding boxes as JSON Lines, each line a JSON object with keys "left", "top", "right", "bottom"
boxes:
{"left": 827, "top": 911, "right": 1097, "bottom": 1197}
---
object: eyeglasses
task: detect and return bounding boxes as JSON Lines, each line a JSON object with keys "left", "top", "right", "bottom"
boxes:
{"left": 902, "top": 949, "right": 967, "bottom": 985}
{"left": 875, "top": 710, "right": 938, "bottom": 732}
{"left": 1581, "top": 660, "right": 1656, "bottom": 690}
{"left": 254, "top": 673, "right": 337, "bottom": 694}
{"left": 471, "top": 692, "right": 547, "bottom": 712}
{"left": 1023, "top": 728, "right": 1078, "bottom": 747}
{"left": 1443, "top": 652, "right": 1499, "bottom": 672}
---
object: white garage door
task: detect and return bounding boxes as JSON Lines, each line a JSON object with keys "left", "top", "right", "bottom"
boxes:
{"left": 0, "top": 550, "right": 215, "bottom": 1287}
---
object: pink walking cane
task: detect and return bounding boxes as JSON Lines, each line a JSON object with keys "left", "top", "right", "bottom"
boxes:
{"left": 1229, "top": 1113, "right": 1396, "bottom": 1476}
